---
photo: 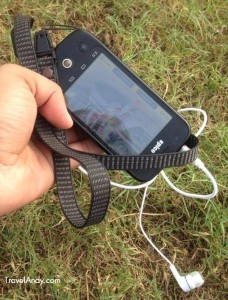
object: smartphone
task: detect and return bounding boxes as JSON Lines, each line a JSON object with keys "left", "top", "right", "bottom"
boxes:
{"left": 55, "top": 29, "right": 190, "bottom": 182}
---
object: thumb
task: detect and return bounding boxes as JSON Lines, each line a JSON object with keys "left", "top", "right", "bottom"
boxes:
{"left": 0, "top": 64, "right": 73, "bottom": 160}
{"left": 0, "top": 64, "right": 73, "bottom": 129}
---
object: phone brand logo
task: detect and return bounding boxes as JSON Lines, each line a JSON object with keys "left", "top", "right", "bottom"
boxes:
{"left": 151, "top": 140, "right": 164, "bottom": 153}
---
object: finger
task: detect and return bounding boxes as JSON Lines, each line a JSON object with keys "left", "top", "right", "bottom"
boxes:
{"left": 67, "top": 124, "right": 90, "bottom": 143}
{"left": 68, "top": 139, "right": 104, "bottom": 168}
{"left": 34, "top": 135, "right": 104, "bottom": 170}
{"left": 0, "top": 64, "right": 73, "bottom": 129}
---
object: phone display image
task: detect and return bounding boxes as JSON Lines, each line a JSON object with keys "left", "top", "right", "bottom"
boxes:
{"left": 65, "top": 53, "right": 172, "bottom": 156}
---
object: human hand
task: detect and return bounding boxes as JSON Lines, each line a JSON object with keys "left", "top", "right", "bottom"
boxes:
{"left": 0, "top": 64, "right": 102, "bottom": 215}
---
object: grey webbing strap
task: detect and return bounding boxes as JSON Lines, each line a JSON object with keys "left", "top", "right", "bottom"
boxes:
{"left": 94, "top": 134, "right": 198, "bottom": 170}
{"left": 11, "top": 15, "right": 199, "bottom": 227}
{"left": 12, "top": 15, "right": 111, "bottom": 228}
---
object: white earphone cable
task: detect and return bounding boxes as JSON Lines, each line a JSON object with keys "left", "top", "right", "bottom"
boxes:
{"left": 139, "top": 181, "right": 173, "bottom": 265}
{"left": 160, "top": 108, "right": 218, "bottom": 200}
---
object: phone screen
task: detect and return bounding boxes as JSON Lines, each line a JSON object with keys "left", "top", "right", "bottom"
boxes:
{"left": 65, "top": 53, "right": 172, "bottom": 155}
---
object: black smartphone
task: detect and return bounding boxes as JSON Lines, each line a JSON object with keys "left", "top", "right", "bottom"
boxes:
{"left": 55, "top": 29, "right": 190, "bottom": 182}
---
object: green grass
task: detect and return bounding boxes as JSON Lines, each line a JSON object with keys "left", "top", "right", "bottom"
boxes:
{"left": 0, "top": 0, "right": 227, "bottom": 299}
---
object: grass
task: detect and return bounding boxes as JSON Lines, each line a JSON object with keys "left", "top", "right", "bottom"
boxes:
{"left": 0, "top": 0, "right": 227, "bottom": 299}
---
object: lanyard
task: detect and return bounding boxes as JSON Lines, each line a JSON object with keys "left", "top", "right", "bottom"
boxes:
{"left": 11, "top": 16, "right": 199, "bottom": 228}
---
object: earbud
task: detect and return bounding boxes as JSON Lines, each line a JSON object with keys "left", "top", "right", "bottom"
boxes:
{"left": 169, "top": 264, "right": 204, "bottom": 292}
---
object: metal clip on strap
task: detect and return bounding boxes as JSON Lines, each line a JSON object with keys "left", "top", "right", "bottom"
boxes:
{"left": 11, "top": 15, "right": 199, "bottom": 228}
